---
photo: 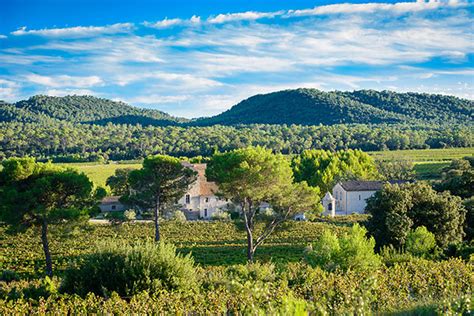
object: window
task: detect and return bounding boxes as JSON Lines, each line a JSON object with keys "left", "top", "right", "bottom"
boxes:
{"left": 205, "top": 197, "right": 209, "bottom": 203}
{"left": 204, "top": 209, "right": 208, "bottom": 217}
{"left": 111, "top": 205, "right": 116, "bottom": 210}
{"left": 328, "top": 203, "right": 332, "bottom": 211}
{"left": 185, "top": 194, "right": 190, "bottom": 204}
{"left": 359, "top": 195, "right": 361, "bottom": 200}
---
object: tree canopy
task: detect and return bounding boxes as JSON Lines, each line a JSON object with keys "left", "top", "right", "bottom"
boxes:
{"left": 366, "top": 182, "right": 466, "bottom": 249}
{"left": 0, "top": 157, "right": 101, "bottom": 276}
{"left": 291, "top": 149, "right": 379, "bottom": 194}
{"left": 207, "top": 146, "right": 320, "bottom": 261}
{"left": 123, "top": 155, "right": 197, "bottom": 241}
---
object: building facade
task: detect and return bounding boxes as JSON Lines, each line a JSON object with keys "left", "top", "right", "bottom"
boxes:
{"left": 329, "top": 180, "right": 409, "bottom": 216}
{"left": 178, "top": 163, "right": 230, "bottom": 220}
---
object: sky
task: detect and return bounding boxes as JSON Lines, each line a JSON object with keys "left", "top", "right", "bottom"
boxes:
{"left": 0, "top": 0, "right": 473, "bottom": 118}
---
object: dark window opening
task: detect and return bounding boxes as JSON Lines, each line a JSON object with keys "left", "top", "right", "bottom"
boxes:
{"left": 185, "top": 194, "right": 190, "bottom": 204}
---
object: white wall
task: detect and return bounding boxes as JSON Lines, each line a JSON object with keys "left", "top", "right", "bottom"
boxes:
{"left": 346, "top": 191, "right": 376, "bottom": 214}
{"left": 332, "top": 183, "right": 376, "bottom": 215}
{"left": 178, "top": 194, "right": 229, "bottom": 219}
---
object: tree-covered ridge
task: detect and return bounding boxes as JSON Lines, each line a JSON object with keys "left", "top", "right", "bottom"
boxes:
{"left": 195, "top": 89, "right": 473, "bottom": 126}
{"left": 1, "top": 95, "right": 187, "bottom": 125}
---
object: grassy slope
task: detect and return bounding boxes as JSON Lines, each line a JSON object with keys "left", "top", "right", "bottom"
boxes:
{"left": 58, "top": 148, "right": 474, "bottom": 187}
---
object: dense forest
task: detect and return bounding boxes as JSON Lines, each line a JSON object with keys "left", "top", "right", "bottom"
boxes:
{"left": 0, "top": 92, "right": 472, "bottom": 161}
{"left": 0, "top": 95, "right": 186, "bottom": 125}
{"left": 195, "top": 89, "right": 473, "bottom": 126}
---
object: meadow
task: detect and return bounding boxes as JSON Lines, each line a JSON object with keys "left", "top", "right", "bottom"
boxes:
{"left": 58, "top": 148, "right": 474, "bottom": 187}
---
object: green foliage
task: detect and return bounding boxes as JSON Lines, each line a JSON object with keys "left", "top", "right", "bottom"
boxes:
{"left": 0, "top": 120, "right": 472, "bottom": 161}
{"left": 291, "top": 149, "right": 379, "bottom": 193}
{"left": 211, "top": 211, "right": 231, "bottom": 221}
{"left": 366, "top": 182, "right": 467, "bottom": 249}
{"left": 405, "top": 226, "right": 436, "bottom": 257}
{"left": 106, "top": 168, "right": 133, "bottom": 195}
{"left": 376, "top": 160, "right": 415, "bottom": 180}
{"left": 1, "top": 270, "right": 19, "bottom": 283}
{"left": 207, "top": 146, "right": 320, "bottom": 261}
{"left": 1, "top": 95, "right": 185, "bottom": 125}
{"left": 124, "top": 155, "right": 197, "bottom": 240}
{"left": 61, "top": 240, "right": 198, "bottom": 297}
{"left": 435, "top": 157, "right": 474, "bottom": 198}
{"left": 171, "top": 210, "right": 187, "bottom": 222}
{"left": 0, "top": 220, "right": 472, "bottom": 314}
{"left": 305, "top": 224, "right": 381, "bottom": 272}
{"left": 0, "top": 157, "right": 99, "bottom": 276}
{"left": 195, "top": 89, "right": 473, "bottom": 126}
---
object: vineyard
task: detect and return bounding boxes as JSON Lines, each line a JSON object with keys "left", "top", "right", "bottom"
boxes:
{"left": 0, "top": 220, "right": 472, "bottom": 314}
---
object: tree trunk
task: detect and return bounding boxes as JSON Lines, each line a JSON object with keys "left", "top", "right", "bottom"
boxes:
{"left": 154, "top": 196, "right": 161, "bottom": 242}
{"left": 242, "top": 200, "right": 255, "bottom": 262}
{"left": 41, "top": 219, "right": 53, "bottom": 277}
{"left": 246, "top": 228, "right": 254, "bottom": 262}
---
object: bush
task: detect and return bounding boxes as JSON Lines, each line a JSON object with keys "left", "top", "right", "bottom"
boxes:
{"left": 405, "top": 226, "right": 436, "bottom": 257}
{"left": 305, "top": 224, "right": 381, "bottom": 272}
{"left": 172, "top": 210, "right": 187, "bottom": 222}
{"left": 123, "top": 209, "right": 136, "bottom": 221}
{"left": 61, "top": 240, "right": 198, "bottom": 297}
{"left": 1, "top": 270, "right": 19, "bottom": 283}
{"left": 211, "top": 211, "right": 231, "bottom": 221}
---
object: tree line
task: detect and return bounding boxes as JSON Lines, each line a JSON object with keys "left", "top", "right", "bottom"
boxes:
{"left": 1, "top": 121, "right": 471, "bottom": 161}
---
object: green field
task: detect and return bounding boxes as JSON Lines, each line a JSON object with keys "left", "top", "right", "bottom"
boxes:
{"left": 58, "top": 162, "right": 142, "bottom": 187}
{"left": 57, "top": 148, "right": 474, "bottom": 187}
{"left": 368, "top": 147, "right": 474, "bottom": 162}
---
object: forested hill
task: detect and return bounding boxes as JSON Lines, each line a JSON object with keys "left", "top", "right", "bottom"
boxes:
{"left": 194, "top": 89, "right": 473, "bottom": 126}
{"left": 0, "top": 95, "right": 187, "bottom": 125}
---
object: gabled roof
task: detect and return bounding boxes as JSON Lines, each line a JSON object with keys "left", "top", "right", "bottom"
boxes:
{"left": 322, "top": 192, "right": 335, "bottom": 201}
{"left": 100, "top": 196, "right": 123, "bottom": 204}
{"left": 183, "top": 162, "right": 219, "bottom": 196}
{"left": 338, "top": 180, "right": 410, "bottom": 192}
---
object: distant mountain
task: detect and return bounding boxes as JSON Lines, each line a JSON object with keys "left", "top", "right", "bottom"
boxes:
{"left": 0, "top": 95, "right": 187, "bottom": 125}
{"left": 1, "top": 90, "right": 472, "bottom": 127}
{"left": 194, "top": 89, "right": 473, "bottom": 126}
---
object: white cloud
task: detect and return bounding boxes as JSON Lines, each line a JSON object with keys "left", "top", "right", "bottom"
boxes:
{"left": 0, "top": 79, "right": 21, "bottom": 101}
{"left": 114, "top": 72, "right": 223, "bottom": 89}
{"left": 143, "top": 15, "right": 201, "bottom": 29}
{"left": 11, "top": 23, "right": 133, "bottom": 38}
{"left": 0, "top": 35, "right": 7, "bottom": 39}
{"left": 207, "top": 11, "right": 283, "bottom": 24}
{"left": 287, "top": 1, "right": 466, "bottom": 17}
{"left": 25, "top": 74, "right": 103, "bottom": 88}
{"left": 44, "top": 89, "right": 96, "bottom": 97}
{"left": 126, "top": 94, "right": 191, "bottom": 104}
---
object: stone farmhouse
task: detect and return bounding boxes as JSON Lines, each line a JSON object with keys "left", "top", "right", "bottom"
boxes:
{"left": 323, "top": 180, "right": 409, "bottom": 216}
{"left": 178, "top": 162, "right": 230, "bottom": 220}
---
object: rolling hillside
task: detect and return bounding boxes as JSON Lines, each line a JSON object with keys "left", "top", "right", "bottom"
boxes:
{"left": 0, "top": 95, "right": 187, "bottom": 126}
{"left": 1, "top": 90, "right": 472, "bottom": 127}
{"left": 194, "top": 89, "right": 473, "bottom": 126}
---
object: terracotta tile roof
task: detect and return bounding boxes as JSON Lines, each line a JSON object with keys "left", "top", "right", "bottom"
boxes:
{"left": 183, "top": 163, "right": 219, "bottom": 196}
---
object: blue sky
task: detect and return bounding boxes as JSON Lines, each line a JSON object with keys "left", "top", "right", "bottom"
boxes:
{"left": 0, "top": 0, "right": 473, "bottom": 118}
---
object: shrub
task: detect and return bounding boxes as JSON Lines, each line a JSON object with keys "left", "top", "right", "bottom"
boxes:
{"left": 211, "top": 211, "right": 231, "bottom": 221}
{"left": 123, "top": 209, "right": 136, "bottom": 221}
{"left": 1, "top": 270, "right": 19, "bottom": 283}
{"left": 172, "top": 210, "right": 187, "bottom": 222}
{"left": 305, "top": 223, "right": 381, "bottom": 272}
{"left": 61, "top": 240, "right": 198, "bottom": 297}
{"left": 405, "top": 226, "right": 436, "bottom": 257}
